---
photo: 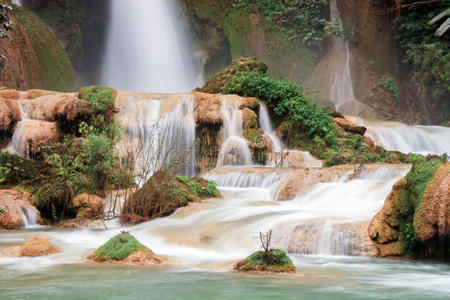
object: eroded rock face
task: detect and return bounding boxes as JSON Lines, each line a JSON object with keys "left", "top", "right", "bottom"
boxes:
{"left": 333, "top": 117, "right": 367, "bottom": 135}
{"left": 0, "top": 189, "right": 42, "bottom": 229}
{"left": 368, "top": 178, "right": 408, "bottom": 257}
{"left": 0, "top": 99, "right": 20, "bottom": 132}
{"left": 414, "top": 163, "right": 450, "bottom": 243}
{"left": 72, "top": 193, "right": 105, "bottom": 220}
{"left": 9, "top": 120, "right": 59, "bottom": 156}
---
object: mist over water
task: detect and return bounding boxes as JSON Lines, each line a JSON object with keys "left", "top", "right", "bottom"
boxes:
{"left": 101, "top": 0, "right": 200, "bottom": 92}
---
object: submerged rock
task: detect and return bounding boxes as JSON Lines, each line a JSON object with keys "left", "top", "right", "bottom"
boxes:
{"left": 0, "top": 189, "right": 42, "bottom": 229}
{"left": 17, "top": 234, "right": 61, "bottom": 257}
{"left": 89, "top": 232, "right": 163, "bottom": 265}
{"left": 233, "top": 249, "right": 296, "bottom": 273}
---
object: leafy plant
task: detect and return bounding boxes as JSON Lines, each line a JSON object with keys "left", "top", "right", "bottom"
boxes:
{"left": 378, "top": 76, "right": 401, "bottom": 103}
{"left": 78, "top": 85, "right": 115, "bottom": 117}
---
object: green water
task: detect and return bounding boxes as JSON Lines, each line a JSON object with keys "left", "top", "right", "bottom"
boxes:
{"left": 1, "top": 255, "right": 449, "bottom": 300}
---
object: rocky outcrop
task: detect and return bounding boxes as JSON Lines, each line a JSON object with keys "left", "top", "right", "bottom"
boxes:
{"left": 9, "top": 120, "right": 59, "bottom": 156}
{"left": 89, "top": 232, "right": 163, "bottom": 265}
{"left": 72, "top": 193, "right": 105, "bottom": 220}
{"left": 0, "top": 6, "right": 76, "bottom": 92}
{"left": 333, "top": 118, "right": 367, "bottom": 135}
{"left": 17, "top": 234, "right": 61, "bottom": 257}
{"left": 0, "top": 189, "right": 42, "bottom": 229}
{"left": 0, "top": 98, "right": 20, "bottom": 133}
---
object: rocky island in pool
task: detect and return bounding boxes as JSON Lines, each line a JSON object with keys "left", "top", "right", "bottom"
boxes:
{"left": 0, "top": 0, "right": 449, "bottom": 299}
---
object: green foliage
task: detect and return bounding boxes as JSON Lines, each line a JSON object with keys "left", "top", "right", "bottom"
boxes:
{"left": 177, "top": 176, "right": 220, "bottom": 198}
{"left": 378, "top": 76, "right": 401, "bottom": 103}
{"left": 395, "top": 0, "right": 450, "bottom": 122}
{"left": 92, "top": 232, "right": 148, "bottom": 261}
{"left": 232, "top": 0, "right": 341, "bottom": 49}
{"left": 246, "top": 249, "right": 293, "bottom": 266}
{"left": 223, "top": 70, "right": 337, "bottom": 145}
{"left": 78, "top": 85, "right": 115, "bottom": 117}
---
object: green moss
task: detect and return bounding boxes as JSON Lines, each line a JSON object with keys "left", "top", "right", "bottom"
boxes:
{"left": 13, "top": 6, "right": 77, "bottom": 91}
{"left": 223, "top": 9, "right": 251, "bottom": 58}
{"left": 92, "top": 232, "right": 148, "bottom": 261}
{"left": 246, "top": 249, "right": 293, "bottom": 266}
{"left": 79, "top": 85, "right": 115, "bottom": 116}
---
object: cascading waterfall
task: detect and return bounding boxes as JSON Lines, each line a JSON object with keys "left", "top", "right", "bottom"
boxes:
{"left": 325, "top": 0, "right": 368, "bottom": 116}
{"left": 118, "top": 94, "right": 196, "bottom": 181}
{"left": 101, "top": 0, "right": 200, "bottom": 92}
{"left": 348, "top": 116, "right": 450, "bottom": 155}
{"left": 259, "top": 102, "right": 282, "bottom": 153}
{"left": 217, "top": 101, "right": 252, "bottom": 167}
{"left": 7, "top": 103, "right": 30, "bottom": 157}
{"left": 20, "top": 208, "right": 39, "bottom": 228}
{"left": 12, "top": 0, "right": 22, "bottom": 6}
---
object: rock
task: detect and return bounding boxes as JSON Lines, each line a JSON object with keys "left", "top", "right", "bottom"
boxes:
{"left": 18, "top": 234, "right": 61, "bottom": 257}
{"left": 19, "top": 93, "right": 90, "bottom": 122}
{"left": 368, "top": 178, "right": 408, "bottom": 256}
{"left": 0, "top": 99, "right": 20, "bottom": 132}
{"left": 414, "top": 162, "right": 450, "bottom": 242}
{"left": 9, "top": 120, "right": 59, "bottom": 156}
{"left": 0, "top": 189, "right": 42, "bottom": 229}
{"left": 72, "top": 193, "right": 105, "bottom": 220}
{"left": 333, "top": 117, "right": 367, "bottom": 135}
{"left": 193, "top": 92, "right": 226, "bottom": 125}
{"left": 233, "top": 249, "right": 296, "bottom": 273}
{"left": 89, "top": 232, "right": 163, "bottom": 265}
{"left": 57, "top": 217, "right": 104, "bottom": 229}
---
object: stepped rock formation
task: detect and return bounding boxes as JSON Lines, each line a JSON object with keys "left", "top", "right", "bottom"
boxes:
{"left": 0, "top": 98, "right": 20, "bottom": 133}
{"left": 0, "top": 189, "right": 42, "bottom": 229}
{"left": 17, "top": 234, "right": 61, "bottom": 257}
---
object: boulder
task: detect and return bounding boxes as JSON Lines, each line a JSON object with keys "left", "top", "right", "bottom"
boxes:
{"left": 17, "top": 234, "right": 61, "bottom": 257}
{"left": 89, "top": 232, "right": 163, "bottom": 265}
{"left": 0, "top": 189, "right": 42, "bottom": 229}
{"left": 0, "top": 99, "right": 20, "bottom": 132}
{"left": 333, "top": 117, "right": 367, "bottom": 135}
{"left": 72, "top": 193, "right": 105, "bottom": 219}
{"left": 233, "top": 249, "right": 296, "bottom": 273}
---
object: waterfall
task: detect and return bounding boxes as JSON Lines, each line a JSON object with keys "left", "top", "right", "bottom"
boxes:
{"left": 118, "top": 94, "right": 196, "bottom": 182}
{"left": 348, "top": 116, "right": 450, "bottom": 155}
{"left": 217, "top": 101, "right": 252, "bottom": 167}
{"left": 12, "top": 0, "right": 22, "bottom": 6}
{"left": 101, "top": 0, "right": 200, "bottom": 92}
{"left": 7, "top": 103, "right": 30, "bottom": 156}
{"left": 325, "top": 0, "right": 367, "bottom": 116}
{"left": 20, "top": 208, "right": 39, "bottom": 228}
{"left": 259, "top": 101, "right": 283, "bottom": 153}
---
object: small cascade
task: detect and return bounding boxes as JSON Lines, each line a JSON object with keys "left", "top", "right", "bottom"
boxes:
{"left": 101, "top": 0, "right": 200, "bottom": 92}
{"left": 217, "top": 101, "right": 252, "bottom": 167}
{"left": 12, "top": 0, "right": 22, "bottom": 6}
{"left": 7, "top": 103, "right": 30, "bottom": 156}
{"left": 259, "top": 102, "right": 283, "bottom": 153}
{"left": 118, "top": 95, "right": 196, "bottom": 183}
{"left": 205, "top": 168, "right": 286, "bottom": 188}
{"left": 348, "top": 116, "right": 450, "bottom": 155}
{"left": 20, "top": 208, "right": 39, "bottom": 228}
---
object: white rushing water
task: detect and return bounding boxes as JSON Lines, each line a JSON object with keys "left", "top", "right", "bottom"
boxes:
{"left": 101, "top": 0, "right": 200, "bottom": 92}
{"left": 7, "top": 103, "right": 30, "bottom": 156}
{"left": 11, "top": 0, "right": 22, "bottom": 6}
{"left": 348, "top": 116, "right": 450, "bottom": 155}
{"left": 217, "top": 101, "right": 252, "bottom": 167}
{"left": 118, "top": 94, "right": 196, "bottom": 181}
{"left": 259, "top": 101, "right": 283, "bottom": 153}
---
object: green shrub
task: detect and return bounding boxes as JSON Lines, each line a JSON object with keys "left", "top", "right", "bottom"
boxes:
{"left": 79, "top": 85, "right": 115, "bottom": 116}
{"left": 378, "top": 76, "right": 401, "bottom": 103}
{"left": 223, "top": 70, "right": 337, "bottom": 145}
{"left": 246, "top": 249, "right": 293, "bottom": 266}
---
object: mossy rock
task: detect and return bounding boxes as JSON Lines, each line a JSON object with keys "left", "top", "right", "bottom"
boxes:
{"left": 91, "top": 232, "right": 148, "bottom": 261}
{"left": 78, "top": 85, "right": 115, "bottom": 116}
{"left": 200, "top": 57, "right": 268, "bottom": 94}
{"left": 234, "top": 249, "right": 296, "bottom": 273}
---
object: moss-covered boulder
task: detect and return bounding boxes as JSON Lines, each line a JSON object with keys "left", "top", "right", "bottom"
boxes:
{"left": 199, "top": 57, "right": 268, "bottom": 94}
{"left": 233, "top": 249, "right": 296, "bottom": 273}
{"left": 369, "top": 156, "right": 449, "bottom": 261}
{"left": 78, "top": 85, "right": 115, "bottom": 117}
{"left": 122, "top": 170, "right": 220, "bottom": 222}
{"left": 89, "top": 232, "right": 162, "bottom": 265}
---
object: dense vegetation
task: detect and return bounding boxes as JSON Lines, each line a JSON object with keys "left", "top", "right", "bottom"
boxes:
{"left": 393, "top": 0, "right": 450, "bottom": 123}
